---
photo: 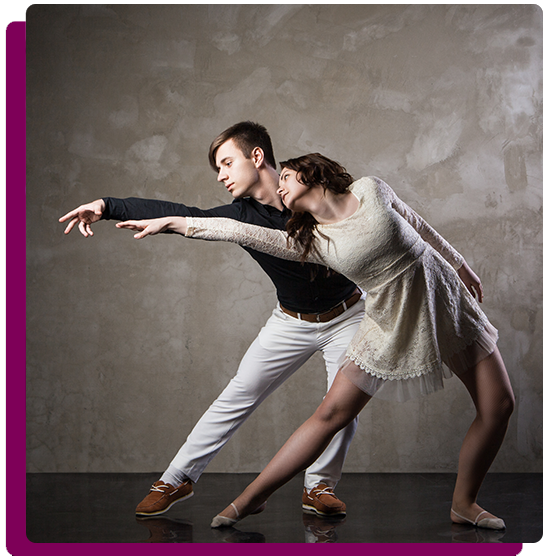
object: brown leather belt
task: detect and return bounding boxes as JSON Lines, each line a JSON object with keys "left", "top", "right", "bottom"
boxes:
{"left": 280, "top": 289, "right": 362, "bottom": 323}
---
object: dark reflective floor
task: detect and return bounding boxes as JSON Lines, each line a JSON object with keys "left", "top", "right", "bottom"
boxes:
{"left": 26, "top": 472, "right": 541, "bottom": 544}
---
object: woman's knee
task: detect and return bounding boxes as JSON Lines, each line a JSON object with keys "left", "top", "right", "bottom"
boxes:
{"left": 480, "top": 386, "right": 515, "bottom": 428}
{"left": 490, "top": 361, "right": 515, "bottom": 422}
{"left": 500, "top": 388, "right": 515, "bottom": 420}
{"left": 312, "top": 369, "right": 370, "bottom": 432}
{"left": 313, "top": 400, "right": 355, "bottom": 432}
{"left": 463, "top": 350, "right": 515, "bottom": 424}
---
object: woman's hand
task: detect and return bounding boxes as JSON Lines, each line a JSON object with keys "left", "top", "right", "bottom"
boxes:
{"left": 457, "top": 262, "right": 483, "bottom": 302}
{"left": 116, "top": 217, "right": 186, "bottom": 239}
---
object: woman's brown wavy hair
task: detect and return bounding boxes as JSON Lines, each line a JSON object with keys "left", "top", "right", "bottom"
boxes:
{"left": 280, "top": 153, "right": 354, "bottom": 263}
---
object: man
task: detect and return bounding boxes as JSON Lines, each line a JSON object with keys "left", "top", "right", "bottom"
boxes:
{"left": 59, "top": 122, "right": 365, "bottom": 519}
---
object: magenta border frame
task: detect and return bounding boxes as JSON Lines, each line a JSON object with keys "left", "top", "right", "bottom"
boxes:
{"left": 5, "top": 19, "right": 523, "bottom": 556}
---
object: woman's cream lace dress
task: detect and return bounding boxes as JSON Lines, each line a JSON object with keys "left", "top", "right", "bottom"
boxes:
{"left": 184, "top": 177, "right": 498, "bottom": 401}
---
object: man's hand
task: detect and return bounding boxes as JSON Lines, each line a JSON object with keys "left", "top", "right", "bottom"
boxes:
{"left": 457, "top": 261, "right": 483, "bottom": 302}
{"left": 59, "top": 199, "right": 106, "bottom": 237}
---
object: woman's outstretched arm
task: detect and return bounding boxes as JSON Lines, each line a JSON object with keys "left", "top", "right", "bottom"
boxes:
{"left": 118, "top": 215, "right": 326, "bottom": 266}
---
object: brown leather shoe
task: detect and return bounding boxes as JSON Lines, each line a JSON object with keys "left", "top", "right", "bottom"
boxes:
{"left": 136, "top": 480, "right": 194, "bottom": 516}
{"left": 302, "top": 484, "right": 346, "bottom": 517}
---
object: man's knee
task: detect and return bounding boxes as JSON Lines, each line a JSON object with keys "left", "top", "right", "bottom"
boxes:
{"left": 212, "top": 369, "right": 275, "bottom": 413}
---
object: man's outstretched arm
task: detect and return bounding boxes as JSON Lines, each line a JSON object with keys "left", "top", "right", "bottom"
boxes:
{"left": 59, "top": 196, "right": 242, "bottom": 237}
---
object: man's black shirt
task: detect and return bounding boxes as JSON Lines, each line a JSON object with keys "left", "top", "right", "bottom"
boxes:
{"left": 102, "top": 196, "right": 358, "bottom": 314}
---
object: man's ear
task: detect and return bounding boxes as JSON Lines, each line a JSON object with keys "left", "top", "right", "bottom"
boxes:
{"left": 252, "top": 147, "right": 265, "bottom": 168}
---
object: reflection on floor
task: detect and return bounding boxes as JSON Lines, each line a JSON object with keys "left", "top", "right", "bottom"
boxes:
{"left": 26, "top": 472, "right": 542, "bottom": 544}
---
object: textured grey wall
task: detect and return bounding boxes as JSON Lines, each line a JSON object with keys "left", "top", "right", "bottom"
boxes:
{"left": 26, "top": 4, "right": 542, "bottom": 473}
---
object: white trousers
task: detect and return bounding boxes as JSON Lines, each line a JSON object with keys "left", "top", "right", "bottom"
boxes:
{"left": 169, "top": 296, "right": 365, "bottom": 490}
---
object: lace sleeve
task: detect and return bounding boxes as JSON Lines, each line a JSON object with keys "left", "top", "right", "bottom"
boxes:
{"left": 184, "top": 216, "right": 324, "bottom": 264}
{"left": 375, "top": 178, "right": 464, "bottom": 270}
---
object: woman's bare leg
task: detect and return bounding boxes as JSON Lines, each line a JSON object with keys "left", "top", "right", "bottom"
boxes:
{"left": 451, "top": 348, "right": 515, "bottom": 525}
{"left": 213, "top": 369, "right": 371, "bottom": 524}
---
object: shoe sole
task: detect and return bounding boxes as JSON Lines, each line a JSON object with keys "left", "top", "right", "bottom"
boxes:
{"left": 136, "top": 490, "right": 194, "bottom": 517}
{"left": 302, "top": 503, "right": 346, "bottom": 518}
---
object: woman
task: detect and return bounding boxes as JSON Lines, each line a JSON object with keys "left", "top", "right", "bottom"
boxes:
{"left": 117, "top": 154, "right": 515, "bottom": 530}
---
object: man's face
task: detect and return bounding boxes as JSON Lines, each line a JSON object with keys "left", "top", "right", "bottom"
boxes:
{"left": 214, "top": 139, "right": 260, "bottom": 199}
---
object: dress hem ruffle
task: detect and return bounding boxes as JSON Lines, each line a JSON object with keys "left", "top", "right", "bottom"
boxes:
{"left": 340, "top": 320, "right": 499, "bottom": 402}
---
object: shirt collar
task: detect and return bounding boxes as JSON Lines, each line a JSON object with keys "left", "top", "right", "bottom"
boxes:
{"left": 242, "top": 196, "right": 291, "bottom": 218}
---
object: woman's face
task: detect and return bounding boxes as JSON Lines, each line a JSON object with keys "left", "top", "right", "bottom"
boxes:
{"left": 278, "top": 168, "right": 313, "bottom": 212}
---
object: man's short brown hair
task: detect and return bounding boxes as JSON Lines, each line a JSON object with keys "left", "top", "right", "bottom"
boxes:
{"left": 208, "top": 121, "right": 277, "bottom": 172}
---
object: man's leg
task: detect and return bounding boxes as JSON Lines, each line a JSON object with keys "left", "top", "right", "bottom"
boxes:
{"left": 168, "top": 323, "right": 318, "bottom": 483}
{"left": 136, "top": 308, "right": 321, "bottom": 515}
{"left": 301, "top": 297, "right": 365, "bottom": 516}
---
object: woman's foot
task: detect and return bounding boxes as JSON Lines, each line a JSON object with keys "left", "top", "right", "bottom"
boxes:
{"left": 211, "top": 501, "right": 267, "bottom": 528}
{"left": 450, "top": 504, "right": 505, "bottom": 531}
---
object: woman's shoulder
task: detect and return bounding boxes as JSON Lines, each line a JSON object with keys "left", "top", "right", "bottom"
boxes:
{"left": 350, "top": 176, "right": 384, "bottom": 189}
{"left": 350, "top": 176, "right": 385, "bottom": 196}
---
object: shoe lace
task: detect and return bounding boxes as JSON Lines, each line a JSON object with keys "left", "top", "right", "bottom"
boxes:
{"left": 314, "top": 486, "right": 335, "bottom": 497}
{"left": 150, "top": 483, "right": 169, "bottom": 493}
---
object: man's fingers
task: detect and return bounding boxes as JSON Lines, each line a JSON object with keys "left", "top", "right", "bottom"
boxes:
{"left": 59, "top": 209, "right": 78, "bottom": 223}
{"left": 63, "top": 217, "right": 78, "bottom": 234}
{"left": 78, "top": 221, "right": 94, "bottom": 238}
